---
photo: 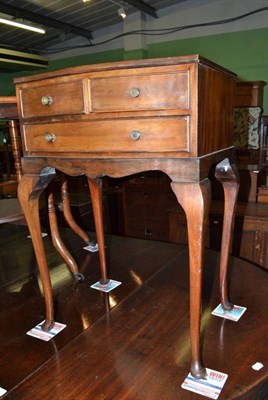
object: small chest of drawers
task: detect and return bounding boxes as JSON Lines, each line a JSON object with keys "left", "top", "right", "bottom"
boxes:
{"left": 14, "top": 55, "right": 238, "bottom": 380}
{"left": 16, "top": 56, "right": 235, "bottom": 167}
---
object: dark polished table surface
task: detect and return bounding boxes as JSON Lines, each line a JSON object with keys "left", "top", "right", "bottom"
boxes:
{"left": 0, "top": 225, "right": 268, "bottom": 400}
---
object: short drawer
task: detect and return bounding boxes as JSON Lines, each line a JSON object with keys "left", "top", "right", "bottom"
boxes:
{"left": 20, "top": 80, "right": 86, "bottom": 118}
{"left": 23, "top": 117, "right": 189, "bottom": 154}
{"left": 90, "top": 71, "right": 189, "bottom": 112}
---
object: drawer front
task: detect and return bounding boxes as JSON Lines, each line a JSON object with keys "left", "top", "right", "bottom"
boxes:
{"left": 90, "top": 72, "right": 189, "bottom": 112}
{"left": 123, "top": 185, "right": 178, "bottom": 218}
{"left": 23, "top": 117, "right": 189, "bottom": 153}
{"left": 125, "top": 217, "right": 170, "bottom": 241}
{"left": 20, "top": 80, "right": 86, "bottom": 118}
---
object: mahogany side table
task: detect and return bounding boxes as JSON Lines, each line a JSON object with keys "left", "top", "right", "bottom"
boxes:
{"left": 14, "top": 55, "right": 239, "bottom": 379}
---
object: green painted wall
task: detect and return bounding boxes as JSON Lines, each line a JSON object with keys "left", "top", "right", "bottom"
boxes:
{"left": 147, "top": 28, "right": 268, "bottom": 112}
{"left": 1, "top": 73, "right": 17, "bottom": 96}
{"left": 49, "top": 48, "right": 124, "bottom": 70}
{"left": 1, "top": 27, "right": 267, "bottom": 111}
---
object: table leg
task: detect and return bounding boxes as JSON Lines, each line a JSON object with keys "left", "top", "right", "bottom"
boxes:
{"left": 215, "top": 159, "right": 239, "bottom": 311}
{"left": 60, "top": 174, "right": 92, "bottom": 245}
{"left": 18, "top": 173, "right": 55, "bottom": 331}
{"left": 48, "top": 190, "right": 84, "bottom": 281}
{"left": 87, "top": 178, "right": 109, "bottom": 285}
{"left": 171, "top": 178, "right": 211, "bottom": 379}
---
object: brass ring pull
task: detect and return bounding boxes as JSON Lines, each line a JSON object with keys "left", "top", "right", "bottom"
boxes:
{"left": 41, "top": 95, "right": 53, "bottom": 106}
{"left": 130, "top": 130, "right": 141, "bottom": 141}
{"left": 44, "top": 133, "right": 56, "bottom": 143}
{"left": 128, "top": 87, "right": 140, "bottom": 98}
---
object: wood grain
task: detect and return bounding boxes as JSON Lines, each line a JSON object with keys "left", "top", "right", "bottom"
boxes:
{"left": 1, "top": 226, "right": 268, "bottom": 399}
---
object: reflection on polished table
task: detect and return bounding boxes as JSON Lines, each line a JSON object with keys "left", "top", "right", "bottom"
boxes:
{"left": 14, "top": 54, "right": 239, "bottom": 379}
{"left": 1, "top": 226, "right": 268, "bottom": 399}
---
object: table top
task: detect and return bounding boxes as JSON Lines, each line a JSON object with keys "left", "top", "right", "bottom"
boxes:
{"left": 14, "top": 54, "right": 236, "bottom": 83}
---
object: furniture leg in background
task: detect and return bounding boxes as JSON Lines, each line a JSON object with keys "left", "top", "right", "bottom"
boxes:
{"left": 8, "top": 120, "right": 22, "bottom": 181}
{"left": 48, "top": 173, "right": 98, "bottom": 281}
{"left": 48, "top": 190, "right": 85, "bottom": 281}
{"left": 59, "top": 174, "right": 94, "bottom": 246}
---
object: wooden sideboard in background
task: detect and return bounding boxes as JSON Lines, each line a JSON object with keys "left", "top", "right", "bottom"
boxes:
{"left": 113, "top": 170, "right": 268, "bottom": 270}
{"left": 61, "top": 168, "right": 268, "bottom": 269}
{"left": 234, "top": 80, "right": 266, "bottom": 107}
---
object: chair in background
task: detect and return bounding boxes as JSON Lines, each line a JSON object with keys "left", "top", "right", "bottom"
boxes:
{"left": 0, "top": 99, "right": 25, "bottom": 224}
{"left": 256, "top": 115, "right": 268, "bottom": 202}
{"left": 233, "top": 106, "right": 264, "bottom": 202}
{"left": 258, "top": 115, "right": 268, "bottom": 171}
{"left": 0, "top": 97, "right": 93, "bottom": 280}
{"left": 233, "top": 80, "right": 267, "bottom": 202}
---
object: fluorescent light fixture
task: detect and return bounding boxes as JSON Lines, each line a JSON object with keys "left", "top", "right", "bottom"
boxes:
{"left": 0, "top": 17, "right": 46, "bottom": 34}
{"left": 118, "top": 7, "right": 126, "bottom": 18}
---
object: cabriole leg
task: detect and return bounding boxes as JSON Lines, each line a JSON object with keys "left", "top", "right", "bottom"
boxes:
{"left": 171, "top": 178, "right": 211, "bottom": 379}
{"left": 215, "top": 159, "right": 240, "bottom": 311}
{"left": 18, "top": 173, "right": 55, "bottom": 331}
{"left": 48, "top": 190, "right": 84, "bottom": 281}
{"left": 60, "top": 174, "right": 92, "bottom": 245}
{"left": 87, "top": 178, "right": 109, "bottom": 285}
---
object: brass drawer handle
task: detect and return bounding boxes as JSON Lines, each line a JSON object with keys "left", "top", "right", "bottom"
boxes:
{"left": 44, "top": 133, "right": 56, "bottom": 143}
{"left": 41, "top": 95, "right": 53, "bottom": 106}
{"left": 128, "top": 87, "right": 140, "bottom": 98}
{"left": 130, "top": 130, "right": 141, "bottom": 141}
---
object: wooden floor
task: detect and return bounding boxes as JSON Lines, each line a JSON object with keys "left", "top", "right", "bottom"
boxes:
{"left": 0, "top": 223, "right": 268, "bottom": 399}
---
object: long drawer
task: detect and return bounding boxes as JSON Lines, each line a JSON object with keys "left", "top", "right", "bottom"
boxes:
{"left": 23, "top": 117, "right": 189, "bottom": 154}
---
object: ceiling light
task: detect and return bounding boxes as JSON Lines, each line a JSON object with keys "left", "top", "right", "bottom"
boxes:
{"left": 0, "top": 17, "right": 46, "bottom": 34}
{"left": 118, "top": 7, "right": 126, "bottom": 18}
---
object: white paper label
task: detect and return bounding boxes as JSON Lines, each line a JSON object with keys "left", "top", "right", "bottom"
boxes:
{"left": 212, "top": 304, "right": 247, "bottom": 321}
{"left": 83, "top": 243, "right": 99, "bottom": 252}
{"left": 27, "top": 232, "right": 47, "bottom": 238}
{"left": 252, "top": 362, "right": 264, "bottom": 371}
{"left": 91, "top": 279, "right": 121, "bottom": 293}
{"left": 182, "top": 368, "right": 228, "bottom": 399}
{"left": 27, "top": 321, "right": 66, "bottom": 341}
{"left": 0, "top": 387, "right": 7, "bottom": 397}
